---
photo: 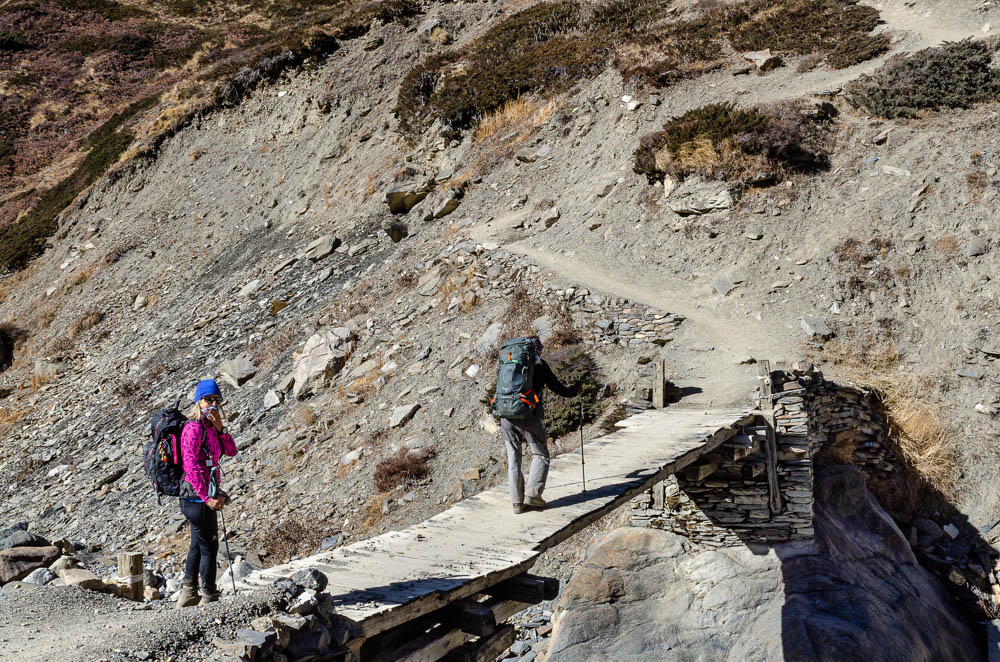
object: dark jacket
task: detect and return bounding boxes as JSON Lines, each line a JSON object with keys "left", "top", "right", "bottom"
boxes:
{"left": 530, "top": 359, "right": 576, "bottom": 421}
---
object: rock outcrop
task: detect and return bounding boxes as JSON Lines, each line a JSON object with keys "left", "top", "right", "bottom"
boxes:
{"left": 546, "top": 466, "right": 980, "bottom": 662}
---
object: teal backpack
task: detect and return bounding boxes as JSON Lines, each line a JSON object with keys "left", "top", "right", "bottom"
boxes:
{"left": 491, "top": 337, "right": 539, "bottom": 420}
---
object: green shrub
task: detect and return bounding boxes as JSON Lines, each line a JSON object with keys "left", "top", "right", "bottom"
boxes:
{"left": 397, "top": 1, "right": 599, "bottom": 137}
{"left": 0, "top": 30, "right": 31, "bottom": 52}
{"left": 0, "top": 94, "right": 159, "bottom": 273}
{"left": 544, "top": 347, "right": 604, "bottom": 439}
{"left": 54, "top": 0, "right": 151, "bottom": 20}
{"left": 634, "top": 101, "right": 832, "bottom": 184}
{"left": 0, "top": 136, "right": 13, "bottom": 171}
{"left": 728, "top": 0, "right": 887, "bottom": 69}
{"left": 845, "top": 39, "right": 1000, "bottom": 118}
{"left": 397, "top": 0, "right": 888, "bottom": 140}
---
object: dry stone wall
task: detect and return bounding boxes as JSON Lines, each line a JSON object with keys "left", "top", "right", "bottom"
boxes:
{"left": 631, "top": 365, "right": 890, "bottom": 547}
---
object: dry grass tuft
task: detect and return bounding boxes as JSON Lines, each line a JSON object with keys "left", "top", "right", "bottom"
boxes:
{"left": 259, "top": 514, "right": 329, "bottom": 563}
{"left": 250, "top": 324, "right": 302, "bottom": 371}
{"left": 373, "top": 447, "right": 435, "bottom": 492}
{"left": 69, "top": 308, "right": 105, "bottom": 339}
{"left": 474, "top": 96, "right": 557, "bottom": 144}
{"left": 65, "top": 262, "right": 99, "bottom": 289}
{"left": 934, "top": 235, "right": 959, "bottom": 255}
{"left": 291, "top": 404, "right": 317, "bottom": 430}
{"left": 816, "top": 339, "right": 955, "bottom": 503}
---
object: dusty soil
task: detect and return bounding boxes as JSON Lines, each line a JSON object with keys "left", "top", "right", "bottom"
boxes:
{"left": 3, "top": 0, "right": 1000, "bottom": 658}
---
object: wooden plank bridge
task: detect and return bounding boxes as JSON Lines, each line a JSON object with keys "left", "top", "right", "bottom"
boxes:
{"left": 238, "top": 407, "right": 758, "bottom": 661}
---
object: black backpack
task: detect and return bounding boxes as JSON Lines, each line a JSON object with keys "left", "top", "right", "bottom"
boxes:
{"left": 143, "top": 404, "right": 200, "bottom": 503}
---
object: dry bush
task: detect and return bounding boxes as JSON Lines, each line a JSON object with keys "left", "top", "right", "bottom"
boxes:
{"left": 65, "top": 263, "right": 98, "bottom": 289}
{"left": 814, "top": 338, "right": 955, "bottom": 507}
{"left": 291, "top": 404, "right": 317, "bottom": 430}
{"left": 250, "top": 324, "right": 302, "bottom": 371}
{"left": 436, "top": 263, "right": 481, "bottom": 313}
{"left": 69, "top": 308, "right": 105, "bottom": 339}
{"left": 796, "top": 53, "right": 824, "bottom": 73}
{"left": 103, "top": 241, "right": 137, "bottom": 266}
{"left": 934, "top": 235, "right": 959, "bottom": 255}
{"left": 500, "top": 285, "right": 546, "bottom": 342}
{"left": 634, "top": 101, "right": 833, "bottom": 185}
{"left": 598, "top": 401, "right": 630, "bottom": 434}
{"left": 967, "top": 171, "right": 989, "bottom": 201}
{"left": 35, "top": 305, "right": 57, "bottom": 330}
{"left": 187, "top": 146, "right": 205, "bottom": 163}
{"left": 373, "top": 447, "right": 435, "bottom": 492}
{"left": 259, "top": 514, "right": 329, "bottom": 563}
{"left": 355, "top": 493, "right": 389, "bottom": 536}
{"left": 833, "top": 236, "right": 891, "bottom": 265}
{"left": 474, "top": 96, "right": 557, "bottom": 144}
{"left": 846, "top": 39, "right": 1000, "bottom": 118}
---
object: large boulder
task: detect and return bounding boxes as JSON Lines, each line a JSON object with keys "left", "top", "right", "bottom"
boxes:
{"left": 292, "top": 330, "right": 354, "bottom": 399}
{"left": 0, "top": 546, "right": 60, "bottom": 585}
{"left": 546, "top": 466, "right": 979, "bottom": 662}
{"left": 218, "top": 356, "right": 257, "bottom": 389}
{"left": 0, "top": 530, "right": 49, "bottom": 552}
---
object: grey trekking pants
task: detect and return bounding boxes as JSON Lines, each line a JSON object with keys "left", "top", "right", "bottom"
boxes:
{"left": 501, "top": 416, "right": 549, "bottom": 505}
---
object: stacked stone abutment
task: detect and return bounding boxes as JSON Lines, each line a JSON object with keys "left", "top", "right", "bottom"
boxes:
{"left": 631, "top": 363, "right": 890, "bottom": 546}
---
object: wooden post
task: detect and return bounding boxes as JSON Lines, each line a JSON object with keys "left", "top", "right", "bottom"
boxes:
{"left": 756, "top": 361, "right": 783, "bottom": 514}
{"left": 653, "top": 359, "right": 666, "bottom": 409}
{"left": 117, "top": 552, "right": 144, "bottom": 601}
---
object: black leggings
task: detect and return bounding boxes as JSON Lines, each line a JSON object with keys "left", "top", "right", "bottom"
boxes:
{"left": 181, "top": 500, "right": 219, "bottom": 591}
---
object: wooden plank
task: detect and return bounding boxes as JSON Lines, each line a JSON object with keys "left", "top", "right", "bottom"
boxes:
{"left": 757, "top": 361, "right": 782, "bottom": 514}
{"left": 117, "top": 552, "right": 143, "bottom": 601}
{"left": 449, "top": 597, "right": 531, "bottom": 636}
{"left": 237, "top": 408, "right": 754, "bottom": 641}
{"left": 653, "top": 359, "right": 666, "bottom": 408}
{"left": 485, "top": 574, "right": 558, "bottom": 603}
{"left": 442, "top": 625, "right": 516, "bottom": 662}
{"left": 392, "top": 624, "right": 468, "bottom": 662}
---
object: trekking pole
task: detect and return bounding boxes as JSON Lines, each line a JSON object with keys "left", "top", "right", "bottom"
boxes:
{"left": 580, "top": 399, "right": 587, "bottom": 494}
{"left": 219, "top": 508, "right": 238, "bottom": 596}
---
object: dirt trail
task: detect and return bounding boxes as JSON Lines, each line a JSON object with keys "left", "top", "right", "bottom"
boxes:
{"left": 861, "top": 0, "right": 991, "bottom": 48}
{"left": 500, "top": 239, "right": 788, "bottom": 408}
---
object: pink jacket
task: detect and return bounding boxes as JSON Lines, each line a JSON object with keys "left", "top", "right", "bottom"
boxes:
{"left": 180, "top": 420, "right": 237, "bottom": 501}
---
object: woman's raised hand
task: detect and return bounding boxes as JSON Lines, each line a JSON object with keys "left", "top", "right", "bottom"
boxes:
{"left": 203, "top": 407, "right": 224, "bottom": 431}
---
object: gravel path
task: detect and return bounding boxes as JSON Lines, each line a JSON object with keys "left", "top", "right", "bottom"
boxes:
{"left": 0, "top": 585, "right": 278, "bottom": 662}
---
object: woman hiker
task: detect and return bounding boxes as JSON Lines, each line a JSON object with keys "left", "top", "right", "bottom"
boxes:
{"left": 177, "top": 379, "right": 237, "bottom": 608}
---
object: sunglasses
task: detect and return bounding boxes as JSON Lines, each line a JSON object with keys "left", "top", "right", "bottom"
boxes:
{"left": 204, "top": 396, "right": 223, "bottom": 405}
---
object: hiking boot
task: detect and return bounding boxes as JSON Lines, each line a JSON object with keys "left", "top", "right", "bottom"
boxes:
{"left": 513, "top": 504, "right": 524, "bottom": 514}
{"left": 525, "top": 495, "right": 546, "bottom": 509}
{"left": 176, "top": 583, "right": 199, "bottom": 608}
{"left": 199, "top": 587, "right": 222, "bottom": 605}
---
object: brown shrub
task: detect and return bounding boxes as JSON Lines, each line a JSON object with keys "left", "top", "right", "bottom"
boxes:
{"left": 634, "top": 101, "right": 833, "bottom": 185}
{"left": 934, "top": 235, "right": 959, "bottom": 255}
{"left": 69, "top": 308, "right": 105, "bottom": 339}
{"left": 259, "top": 515, "right": 329, "bottom": 563}
{"left": 500, "top": 285, "right": 546, "bottom": 343}
{"left": 0, "top": 322, "right": 29, "bottom": 349}
{"left": 249, "top": 324, "right": 302, "bottom": 371}
{"left": 65, "top": 263, "right": 98, "bottom": 289}
{"left": 810, "top": 338, "right": 955, "bottom": 511}
{"left": 373, "top": 447, "right": 435, "bottom": 492}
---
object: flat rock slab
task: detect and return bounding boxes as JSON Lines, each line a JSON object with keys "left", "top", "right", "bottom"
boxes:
{"left": 0, "top": 545, "right": 60, "bottom": 585}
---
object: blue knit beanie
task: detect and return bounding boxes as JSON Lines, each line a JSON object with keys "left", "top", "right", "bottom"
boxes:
{"left": 194, "top": 379, "right": 222, "bottom": 403}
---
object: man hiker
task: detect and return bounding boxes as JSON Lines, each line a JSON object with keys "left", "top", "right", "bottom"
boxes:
{"left": 494, "top": 336, "right": 581, "bottom": 514}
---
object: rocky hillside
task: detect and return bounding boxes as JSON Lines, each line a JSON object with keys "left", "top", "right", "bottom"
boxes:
{"left": 3, "top": 0, "right": 1000, "bottom": 659}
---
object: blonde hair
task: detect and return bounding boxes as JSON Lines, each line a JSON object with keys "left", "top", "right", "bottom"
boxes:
{"left": 187, "top": 399, "right": 206, "bottom": 421}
